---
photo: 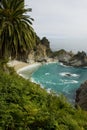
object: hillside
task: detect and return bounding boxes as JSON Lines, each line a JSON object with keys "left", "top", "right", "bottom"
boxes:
{"left": 0, "top": 66, "right": 87, "bottom": 130}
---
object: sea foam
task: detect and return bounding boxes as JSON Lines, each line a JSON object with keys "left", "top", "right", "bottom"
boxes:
{"left": 59, "top": 72, "right": 79, "bottom": 77}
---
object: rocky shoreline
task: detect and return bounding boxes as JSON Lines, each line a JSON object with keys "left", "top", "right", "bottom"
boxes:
{"left": 51, "top": 49, "right": 87, "bottom": 67}
{"left": 9, "top": 36, "right": 87, "bottom": 111}
{"left": 15, "top": 36, "right": 87, "bottom": 68}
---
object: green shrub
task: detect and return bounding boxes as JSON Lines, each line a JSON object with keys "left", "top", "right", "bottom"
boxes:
{"left": 0, "top": 68, "right": 87, "bottom": 129}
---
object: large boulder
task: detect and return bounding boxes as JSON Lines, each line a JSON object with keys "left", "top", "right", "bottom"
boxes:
{"left": 75, "top": 80, "right": 87, "bottom": 110}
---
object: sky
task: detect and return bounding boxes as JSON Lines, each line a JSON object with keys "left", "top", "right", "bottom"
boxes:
{"left": 25, "top": 0, "right": 87, "bottom": 38}
{"left": 25, "top": 0, "right": 87, "bottom": 52}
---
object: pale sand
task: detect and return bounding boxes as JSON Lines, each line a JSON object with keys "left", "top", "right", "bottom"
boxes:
{"left": 7, "top": 60, "right": 42, "bottom": 73}
{"left": 7, "top": 60, "right": 29, "bottom": 71}
{"left": 7, "top": 59, "right": 58, "bottom": 79}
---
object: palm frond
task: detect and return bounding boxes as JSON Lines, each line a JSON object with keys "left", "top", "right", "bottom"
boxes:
{"left": 0, "top": 0, "right": 35, "bottom": 59}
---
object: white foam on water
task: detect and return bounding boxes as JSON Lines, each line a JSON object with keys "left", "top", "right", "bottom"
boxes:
{"left": 45, "top": 81, "right": 56, "bottom": 85}
{"left": 31, "top": 78, "right": 44, "bottom": 88}
{"left": 40, "top": 84, "right": 44, "bottom": 89}
{"left": 83, "top": 66, "right": 87, "bottom": 68}
{"left": 59, "top": 62, "right": 71, "bottom": 67}
{"left": 59, "top": 72, "right": 66, "bottom": 76}
{"left": 30, "top": 77, "right": 36, "bottom": 83}
{"left": 62, "top": 79, "right": 78, "bottom": 84}
{"left": 59, "top": 72, "right": 79, "bottom": 77}
{"left": 59, "top": 72, "right": 71, "bottom": 76}
{"left": 47, "top": 88, "right": 52, "bottom": 93}
{"left": 45, "top": 73, "right": 50, "bottom": 75}
{"left": 63, "top": 85, "right": 70, "bottom": 94}
{"left": 71, "top": 74, "right": 79, "bottom": 77}
{"left": 72, "top": 80, "right": 78, "bottom": 83}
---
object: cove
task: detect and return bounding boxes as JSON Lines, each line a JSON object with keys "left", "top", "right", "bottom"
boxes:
{"left": 31, "top": 62, "right": 87, "bottom": 103}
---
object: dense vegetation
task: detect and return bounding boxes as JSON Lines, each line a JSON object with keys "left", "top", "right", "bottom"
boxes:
{"left": 0, "top": 66, "right": 87, "bottom": 130}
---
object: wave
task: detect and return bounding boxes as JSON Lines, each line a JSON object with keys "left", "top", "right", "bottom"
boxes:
{"left": 63, "top": 85, "right": 70, "bottom": 94}
{"left": 45, "top": 81, "right": 57, "bottom": 85}
{"left": 30, "top": 77, "right": 37, "bottom": 83}
{"left": 71, "top": 74, "right": 79, "bottom": 77}
{"left": 45, "top": 79, "right": 78, "bottom": 87}
{"left": 62, "top": 80, "right": 78, "bottom": 94}
{"left": 46, "top": 88, "right": 52, "bottom": 93}
{"left": 45, "top": 73, "right": 50, "bottom": 75}
{"left": 59, "top": 62, "right": 71, "bottom": 67}
{"left": 59, "top": 62, "right": 68, "bottom": 67}
{"left": 59, "top": 72, "right": 79, "bottom": 77}
{"left": 70, "top": 80, "right": 78, "bottom": 84}
{"left": 63, "top": 80, "right": 78, "bottom": 84}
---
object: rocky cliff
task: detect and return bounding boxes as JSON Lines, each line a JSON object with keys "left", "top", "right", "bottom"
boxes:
{"left": 28, "top": 36, "right": 52, "bottom": 63}
{"left": 55, "top": 51, "right": 87, "bottom": 67}
{"left": 17, "top": 36, "right": 53, "bottom": 63}
{"left": 17, "top": 35, "right": 87, "bottom": 67}
{"left": 75, "top": 81, "right": 87, "bottom": 110}
{"left": 68, "top": 51, "right": 87, "bottom": 67}
{"left": 52, "top": 49, "right": 73, "bottom": 63}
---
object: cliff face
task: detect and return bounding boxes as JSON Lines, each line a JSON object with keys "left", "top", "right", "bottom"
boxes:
{"left": 28, "top": 37, "right": 52, "bottom": 63}
{"left": 52, "top": 49, "right": 73, "bottom": 63}
{"left": 17, "top": 35, "right": 87, "bottom": 67}
{"left": 75, "top": 81, "right": 87, "bottom": 110}
{"left": 68, "top": 51, "right": 87, "bottom": 67}
{"left": 54, "top": 50, "right": 87, "bottom": 67}
{"left": 16, "top": 36, "right": 52, "bottom": 63}
{"left": 28, "top": 44, "right": 47, "bottom": 63}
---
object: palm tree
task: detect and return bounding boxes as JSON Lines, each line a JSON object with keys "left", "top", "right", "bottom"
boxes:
{"left": 0, "top": 0, "right": 35, "bottom": 59}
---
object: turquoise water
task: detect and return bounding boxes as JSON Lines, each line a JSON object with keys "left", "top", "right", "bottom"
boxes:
{"left": 31, "top": 63, "right": 87, "bottom": 103}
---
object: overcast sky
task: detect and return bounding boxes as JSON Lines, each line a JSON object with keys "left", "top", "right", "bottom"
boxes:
{"left": 25, "top": 0, "right": 87, "bottom": 39}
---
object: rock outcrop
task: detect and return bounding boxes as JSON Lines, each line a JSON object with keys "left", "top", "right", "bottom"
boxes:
{"left": 75, "top": 80, "right": 87, "bottom": 110}
{"left": 28, "top": 36, "right": 53, "bottom": 63}
{"left": 68, "top": 51, "right": 87, "bottom": 67}
{"left": 16, "top": 34, "right": 87, "bottom": 67}
{"left": 52, "top": 49, "right": 73, "bottom": 63}
{"left": 55, "top": 51, "right": 87, "bottom": 67}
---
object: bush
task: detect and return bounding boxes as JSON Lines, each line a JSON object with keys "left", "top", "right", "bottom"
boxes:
{"left": 0, "top": 68, "right": 87, "bottom": 129}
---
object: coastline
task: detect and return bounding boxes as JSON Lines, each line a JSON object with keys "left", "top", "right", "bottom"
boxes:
{"left": 17, "top": 62, "right": 42, "bottom": 79}
{"left": 7, "top": 59, "right": 58, "bottom": 79}
{"left": 17, "top": 62, "right": 42, "bottom": 73}
{"left": 7, "top": 60, "right": 29, "bottom": 71}
{"left": 7, "top": 60, "right": 42, "bottom": 78}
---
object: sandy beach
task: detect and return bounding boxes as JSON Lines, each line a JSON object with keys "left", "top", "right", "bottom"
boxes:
{"left": 7, "top": 58, "right": 57, "bottom": 71}
{"left": 7, "top": 60, "right": 29, "bottom": 71}
{"left": 7, "top": 59, "right": 58, "bottom": 79}
{"left": 7, "top": 60, "right": 42, "bottom": 78}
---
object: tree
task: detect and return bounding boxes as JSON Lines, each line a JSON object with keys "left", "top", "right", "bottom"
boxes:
{"left": 0, "top": 0, "right": 35, "bottom": 59}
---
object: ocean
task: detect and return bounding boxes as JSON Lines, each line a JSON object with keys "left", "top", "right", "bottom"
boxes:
{"left": 31, "top": 62, "right": 87, "bottom": 103}
{"left": 19, "top": 37, "right": 87, "bottom": 103}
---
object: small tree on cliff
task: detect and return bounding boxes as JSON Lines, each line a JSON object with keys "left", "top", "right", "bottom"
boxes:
{"left": 0, "top": 0, "right": 35, "bottom": 59}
